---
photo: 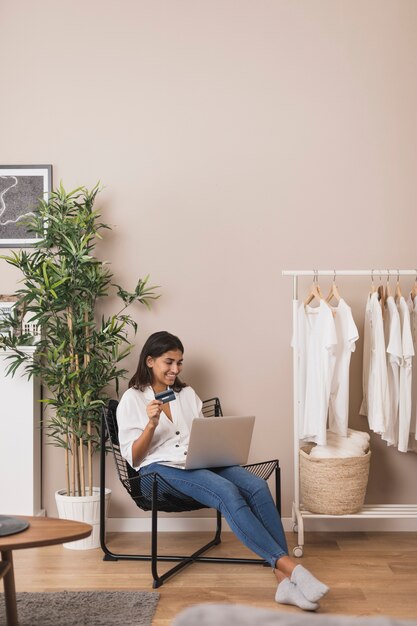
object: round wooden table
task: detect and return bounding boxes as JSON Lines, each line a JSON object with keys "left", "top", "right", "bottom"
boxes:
{"left": 0, "top": 515, "right": 92, "bottom": 626}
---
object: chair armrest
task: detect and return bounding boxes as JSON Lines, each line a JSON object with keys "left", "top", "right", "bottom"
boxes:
{"left": 242, "top": 459, "right": 279, "bottom": 481}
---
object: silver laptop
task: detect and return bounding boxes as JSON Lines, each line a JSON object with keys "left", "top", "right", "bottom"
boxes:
{"left": 184, "top": 416, "right": 255, "bottom": 470}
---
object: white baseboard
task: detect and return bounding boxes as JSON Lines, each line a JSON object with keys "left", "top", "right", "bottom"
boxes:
{"left": 107, "top": 516, "right": 417, "bottom": 533}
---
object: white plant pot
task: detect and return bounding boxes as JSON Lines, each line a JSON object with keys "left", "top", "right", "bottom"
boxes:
{"left": 55, "top": 487, "right": 111, "bottom": 550}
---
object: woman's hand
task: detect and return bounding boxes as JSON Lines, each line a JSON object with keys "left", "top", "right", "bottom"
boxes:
{"left": 131, "top": 400, "right": 163, "bottom": 467}
{"left": 146, "top": 399, "right": 163, "bottom": 427}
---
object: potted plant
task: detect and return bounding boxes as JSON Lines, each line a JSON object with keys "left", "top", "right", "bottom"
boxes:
{"left": 0, "top": 183, "right": 159, "bottom": 548}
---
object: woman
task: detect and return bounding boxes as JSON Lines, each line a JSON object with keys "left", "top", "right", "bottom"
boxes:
{"left": 117, "top": 331, "right": 329, "bottom": 610}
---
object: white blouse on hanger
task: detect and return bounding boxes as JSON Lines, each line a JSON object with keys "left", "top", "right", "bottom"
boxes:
{"left": 382, "top": 296, "right": 402, "bottom": 447}
{"left": 293, "top": 300, "right": 337, "bottom": 446}
{"left": 397, "top": 296, "right": 414, "bottom": 453}
{"left": 360, "top": 291, "right": 389, "bottom": 435}
{"left": 328, "top": 298, "right": 359, "bottom": 437}
{"left": 407, "top": 294, "right": 417, "bottom": 452}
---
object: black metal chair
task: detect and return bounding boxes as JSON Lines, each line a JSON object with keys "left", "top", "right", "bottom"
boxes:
{"left": 100, "top": 397, "right": 281, "bottom": 588}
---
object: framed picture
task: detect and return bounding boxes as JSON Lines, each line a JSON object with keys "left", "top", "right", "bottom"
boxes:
{"left": 0, "top": 165, "right": 52, "bottom": 247}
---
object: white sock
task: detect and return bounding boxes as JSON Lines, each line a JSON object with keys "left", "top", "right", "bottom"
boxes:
{"left": 275, "top": 578, "right": 319, "bottom": 611}
{"left": 291, "top": 564, "right": 329, "bottom": 603}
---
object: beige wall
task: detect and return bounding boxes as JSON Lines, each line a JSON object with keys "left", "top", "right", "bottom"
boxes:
{"left": 2, "top": 0, "right": 417, "bottom": 519}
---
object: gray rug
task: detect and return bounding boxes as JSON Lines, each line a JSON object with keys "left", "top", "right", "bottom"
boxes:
{"left": 0, "top": 590, "right": 160, "bottom": 626}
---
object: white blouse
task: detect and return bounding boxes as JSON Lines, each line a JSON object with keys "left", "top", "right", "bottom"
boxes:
{"left": 116, "top": 385, "right": 204, "bottom": 470}
{"left": 382, "top": 295, "right": 402, "bottom": 446}
{"left": 360, "top": 292, "right": 389, "bottom": 435}
{"left": 397, "top": 296, "right": 414, "bottom": 452}
{"left": 293, "top": 300, "right": 337, "bottom": 446}
{"left": 328, "top": 298, "right": 359, "bottom": 437}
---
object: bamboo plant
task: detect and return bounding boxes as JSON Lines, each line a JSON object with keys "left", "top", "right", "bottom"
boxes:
{"left": 0, "top": 183, "right": 159, "bottom": 497}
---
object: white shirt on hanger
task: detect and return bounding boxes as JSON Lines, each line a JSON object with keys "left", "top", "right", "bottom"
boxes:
{"left": 359, "top": 291, "right": 389, "bottom": 435}
{"left": 397, "top": 296, "right": 414, "bottom": 453}
{"left": 381, "top": 296, "right": 402, "bottom": 447}
{"left": 360, "top": 292, "right": 371, "bottom": 418}
{"left": 293, "top": 300, "right": 337, "bottom": 446}
{"left": 328, "top": 298, "right": 359, "bottom": 436}
{"left": 407, "top": 294, "right": 417, "bottom": 452}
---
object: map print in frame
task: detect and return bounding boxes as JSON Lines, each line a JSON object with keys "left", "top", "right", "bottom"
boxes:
{"left": 0, "top": 165, "right": 52, "bottom": 247}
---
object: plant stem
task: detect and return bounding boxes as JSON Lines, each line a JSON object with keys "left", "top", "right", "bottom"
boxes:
{"left": 79, "top": 433, "right": 85, "bottom": 496}
{"left": 84, "top": 310, "right": 93, "bottom": 495}
{"left": 67, "top": 307, "right": 78, "bottom": 496}
{"left": 65, "top": 433, "right": 70, "bottom": 496}
{"left": 74, "top": 434, "right": 81, "bottom": 496}
{"left": 75, "top": 353, "right": 84, "bottom": 496}
{"left": 71, "top": 432, "right": 76, "bottom": 496}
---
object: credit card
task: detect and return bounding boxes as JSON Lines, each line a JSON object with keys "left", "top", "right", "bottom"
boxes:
{"left": 154, "top": 388, "right": 176, "bottom": 404}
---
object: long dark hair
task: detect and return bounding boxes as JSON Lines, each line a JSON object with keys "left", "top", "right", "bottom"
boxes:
{"left": 128, "top": 331, "right": 187, "bottom": 392}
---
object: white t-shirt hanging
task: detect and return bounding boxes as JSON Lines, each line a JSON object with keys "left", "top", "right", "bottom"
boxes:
{"left": 360, "top": 293, "right": 371, "bottom": 417}
{"left": 328, "top": 299, "right": 359, "bottom": 436}
{"left": 381, "top": 296, "right": 402, "bottom": 447}
{"left": 407, "top": 294, "right": 417, "bottom": 450}
{"left": 397, "top": 296, "right": 414, "bottom": 453}
{"left": 359, "top": 291, "right": 389, "bottom": 434}
{"left": 293, "top": 300, "right": 337, "bottom": 446}
{"left": 407, "top": 294, "right": 417, "bottom": 452}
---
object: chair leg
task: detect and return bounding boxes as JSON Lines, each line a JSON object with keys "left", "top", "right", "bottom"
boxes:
{"left": 100, "top": 414, "right": 118, "bottom": 562}
{"left": 150, "top": 476, "right": 224, "bottom": 588}
{"left": 276, "top": 464, "right": 281, "bottom": 516}
{"left": 214, "top": 510, "right": 222, "bottom": 543}
{"left": 151, "top": 477, "right": 162, "bottom": 587}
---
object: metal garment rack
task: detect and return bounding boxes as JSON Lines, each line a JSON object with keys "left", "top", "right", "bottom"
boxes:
{"left": 282, "top": 269, "right": 417, "bottom": 557}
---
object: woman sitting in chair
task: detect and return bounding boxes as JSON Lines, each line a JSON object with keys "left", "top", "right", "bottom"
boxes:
{"left": 117, "top": 330, "right": 329, "bottom": 610}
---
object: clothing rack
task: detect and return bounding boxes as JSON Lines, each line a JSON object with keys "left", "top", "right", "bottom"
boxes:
{"left": 282, "top": 269, "right": 417, "bottom": 557}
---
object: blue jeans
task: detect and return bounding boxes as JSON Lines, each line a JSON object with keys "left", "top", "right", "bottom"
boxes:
{"left": 140, "top": 463, "right": 288, "bottom": 567}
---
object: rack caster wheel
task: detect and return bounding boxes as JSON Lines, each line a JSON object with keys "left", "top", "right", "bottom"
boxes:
{"left": 293, "top": 546, "right": 303, "bottom": 558}
{"left": 292, "top": 523, "right": 298, "bottom": 533}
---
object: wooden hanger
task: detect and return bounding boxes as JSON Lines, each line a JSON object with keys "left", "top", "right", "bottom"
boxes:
{"left": 377, "top": 272, "right": 385, "bottom": 315}
{"left": 304, "top": 271, "right": 325, "bottom": 306}
{"left": 395, "top": 270, "right": 402, "bottom": 302}
{"left": 385, "top": 270, "right": 392, "bottom": 299}
{"left": 370, "top": 270, "right": 377, "bottom": 293}
{"left": 326, "top": 271, "right": 341, "bottom": 304}
{"left": 412, "top": 271, "right": 417, "bottom": 301}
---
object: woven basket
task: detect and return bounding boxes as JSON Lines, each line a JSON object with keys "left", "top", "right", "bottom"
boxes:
{"left": 299, "top": 446, "right": 371, "bottom": 515}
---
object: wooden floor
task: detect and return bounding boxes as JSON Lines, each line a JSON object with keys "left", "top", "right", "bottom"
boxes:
{"left": 8, "top": 530, "right": 417, "bottom": 624}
